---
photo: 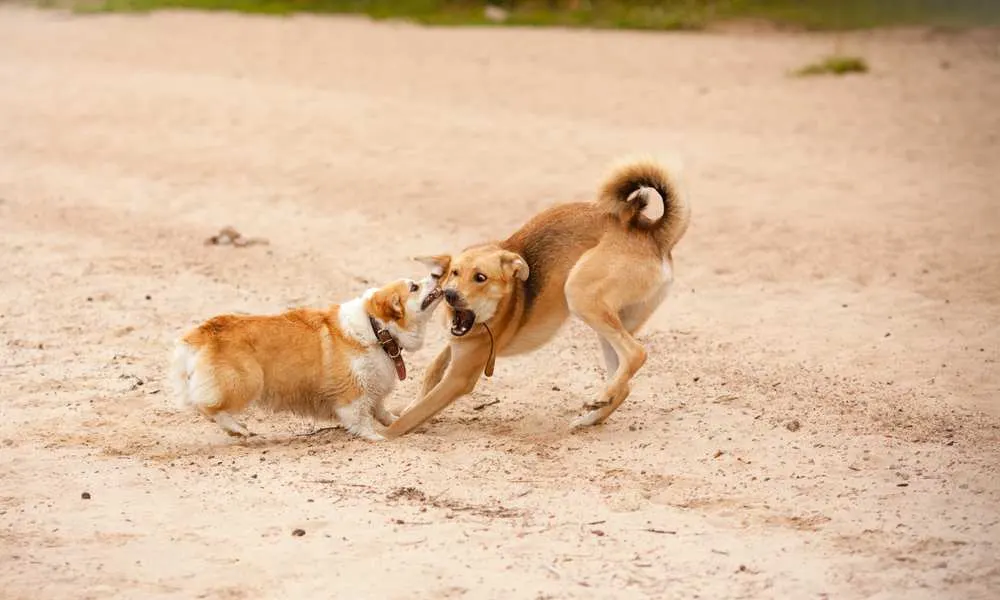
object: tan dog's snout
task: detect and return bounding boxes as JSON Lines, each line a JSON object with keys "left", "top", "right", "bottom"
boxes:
{"left": 443, "top": 289, "right": 477, "bottom": 337}
{"left": 443, "top": 288, "right": 465, "bottom": 308}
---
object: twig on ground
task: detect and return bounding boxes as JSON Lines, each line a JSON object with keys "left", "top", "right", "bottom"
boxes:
{"left": 307, "top": 479, "right": 373, "bottom": 489}
{"left": 472, "top": 399, "right": 500, "bottom": 411}
{"left": 299, "top": 427, "right": 339, "bottom": 437}
{"left": 204, "top": 226, "right": 269, "bottom": 248}
{"left": 398, "top": 537, "right": 427, "bottom": 546}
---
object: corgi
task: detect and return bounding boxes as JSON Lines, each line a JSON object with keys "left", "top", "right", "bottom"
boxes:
{"left": 170, "top": 275, "right": 443, "bottom": 440}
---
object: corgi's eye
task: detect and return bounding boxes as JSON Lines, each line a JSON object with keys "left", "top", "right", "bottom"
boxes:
{"left": 452, "top": 269, "right": 459, "bottom": 277}
{"left": 474, "top": 273, "right": 488, "bottom": 283}
{"left": 409, "top": 282, "right": 419, "bottom": 293}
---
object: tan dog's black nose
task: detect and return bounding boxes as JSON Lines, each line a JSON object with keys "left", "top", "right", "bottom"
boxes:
{"left": 444, "top": 289, "right": 461, "bottom": 306}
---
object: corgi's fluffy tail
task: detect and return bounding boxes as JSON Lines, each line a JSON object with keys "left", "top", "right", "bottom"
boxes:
{"left": 168, "top": 341, "right": 196, "bottom": 408}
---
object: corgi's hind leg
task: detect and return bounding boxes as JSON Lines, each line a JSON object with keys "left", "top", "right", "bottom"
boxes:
{"left": 188, "top": 356, "right": 263, "bottom": 438}
{"left": 213, "top": 411, "right": 253, "bottom": 437}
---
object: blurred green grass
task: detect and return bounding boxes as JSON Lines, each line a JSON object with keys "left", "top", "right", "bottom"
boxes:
{"left": 58, "top": 0, "right": 1000, "bottom": 30}
{"left": 794, "top": 55, "right": 869, "bottom": 76}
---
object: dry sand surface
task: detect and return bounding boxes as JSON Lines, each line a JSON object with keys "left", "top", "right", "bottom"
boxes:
{"left": 1, "top": 7, "right": 999, "bottom": 599}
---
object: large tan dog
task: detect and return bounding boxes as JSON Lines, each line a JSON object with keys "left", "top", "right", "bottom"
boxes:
{"left": 170, "top": 276, "right": 443, "bottom": 440}
{"left": 385, "top": 157, "right": 690, "bottom": 438}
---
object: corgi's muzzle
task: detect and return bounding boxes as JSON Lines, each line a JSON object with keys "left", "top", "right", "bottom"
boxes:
{"left": 421, "top": 287, "right": 443, "bottom": 311}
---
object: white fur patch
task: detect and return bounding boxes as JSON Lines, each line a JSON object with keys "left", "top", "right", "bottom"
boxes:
{"left": 339, "top": 296, "right": 377, "bottom": 345}
{"left": 632, "top": 186, "right": 665, "bottom": 222}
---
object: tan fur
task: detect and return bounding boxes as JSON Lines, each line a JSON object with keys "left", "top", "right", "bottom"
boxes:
{"left": 171, "top": 278, "right": 441, "bottom": 440}
{"left": 386, "top": 157, "right": 690, "bottom": 437}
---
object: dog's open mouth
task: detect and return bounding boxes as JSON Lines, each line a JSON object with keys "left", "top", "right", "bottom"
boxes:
{"left": 421, "top": 288, "right": 443, "bottom": 311}
{"left": 450, "top": 308, "right": 477, "bottom": 337}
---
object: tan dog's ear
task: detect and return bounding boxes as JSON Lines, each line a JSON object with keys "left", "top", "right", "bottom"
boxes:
{"left": 413, "top": 255, "right": 452, "bottom": 280}
{"left": 499, "top": 251, "right": 529, "bottom": 282}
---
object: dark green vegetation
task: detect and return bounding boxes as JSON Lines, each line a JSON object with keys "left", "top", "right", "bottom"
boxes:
{"left": 60, "top": 0, "right": 1000, "bottom": 31}
{"left": 794, "top": 55, "right": 869, "bottom": 76}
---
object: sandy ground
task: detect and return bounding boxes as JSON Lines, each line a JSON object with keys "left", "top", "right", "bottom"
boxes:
{"left": 1, "top": 7, "right": 999, "bottom": 599}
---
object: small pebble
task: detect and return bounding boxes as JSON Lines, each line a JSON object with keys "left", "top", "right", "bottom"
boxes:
{"left": 786, "top": 420, "right": 801, "bottom": 432}
{"left": 291, "top": 529, "right": 306, "bottom": 537}
{"left": 81, "top": 492, "right": 91, "bottom": 500}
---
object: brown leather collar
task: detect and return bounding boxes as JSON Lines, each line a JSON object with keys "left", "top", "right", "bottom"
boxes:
{"left": 369, "top": 316, "right": 406, "bottom": 381}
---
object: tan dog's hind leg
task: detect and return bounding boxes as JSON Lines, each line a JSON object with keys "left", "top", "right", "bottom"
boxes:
{"left": 597, "top": 282, "right": 667, "bottom": 377}
{"left": 385, "top": 341, "right": 489, "bottom": 438}
{"left": 570, "top": 307, "right": 647, "bottom": 428}
{"left": 597, "top": 337, "right": 619, "bottom": 379}
{"left": 565, "top": 244, "right": 666, "bottom": 428}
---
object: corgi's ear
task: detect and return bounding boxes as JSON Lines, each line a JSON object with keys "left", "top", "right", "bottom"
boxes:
{"left": 390, "top": 293, "right": 404, "bottom": 320}
{"left": 413, "top": 255, "right": 451, "bottom": 280}
{"left": 368, "top": 286, "right": 405, "bottom": 322}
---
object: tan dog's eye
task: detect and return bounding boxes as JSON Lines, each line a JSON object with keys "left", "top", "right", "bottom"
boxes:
{"left": 409, "top": 282, "right": 419, "bottom": 293}
{"left": 474, "top": 273, "right": 488, "bottom": 283}
{"left": 452, "top": 269, "right": 459, "bottom": 277}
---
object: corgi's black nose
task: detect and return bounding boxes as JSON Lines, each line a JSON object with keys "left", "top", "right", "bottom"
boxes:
{"left": 444, "top": 289, "right": 461, "bottom": 306}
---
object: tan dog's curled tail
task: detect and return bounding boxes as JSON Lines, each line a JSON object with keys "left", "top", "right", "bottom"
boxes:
{"left": 597, "top": 157, "right": 691, "bottom": 251}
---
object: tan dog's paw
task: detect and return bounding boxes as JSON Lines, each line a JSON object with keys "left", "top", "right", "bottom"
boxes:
{"left": 571, "top": 399, "right": 613, "bottom": 429}
{"left": 570, "top": 411, "right": 604, "bottom": 429}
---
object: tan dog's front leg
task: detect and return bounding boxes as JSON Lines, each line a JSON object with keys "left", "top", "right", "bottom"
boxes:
{"left": 420, "top": 345, "right": 452, "bottom": 399}
{"left": 385, "top": 341, "right": 489, "bottom": 438}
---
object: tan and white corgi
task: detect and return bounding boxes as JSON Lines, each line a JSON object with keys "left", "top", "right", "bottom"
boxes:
{"left": 170, "top": 275, "right": 443, "bottom": 440}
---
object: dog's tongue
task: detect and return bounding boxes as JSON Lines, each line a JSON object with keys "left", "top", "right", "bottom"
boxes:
{"left": 451, "top": 308, "right": 476, "bottom": 337}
